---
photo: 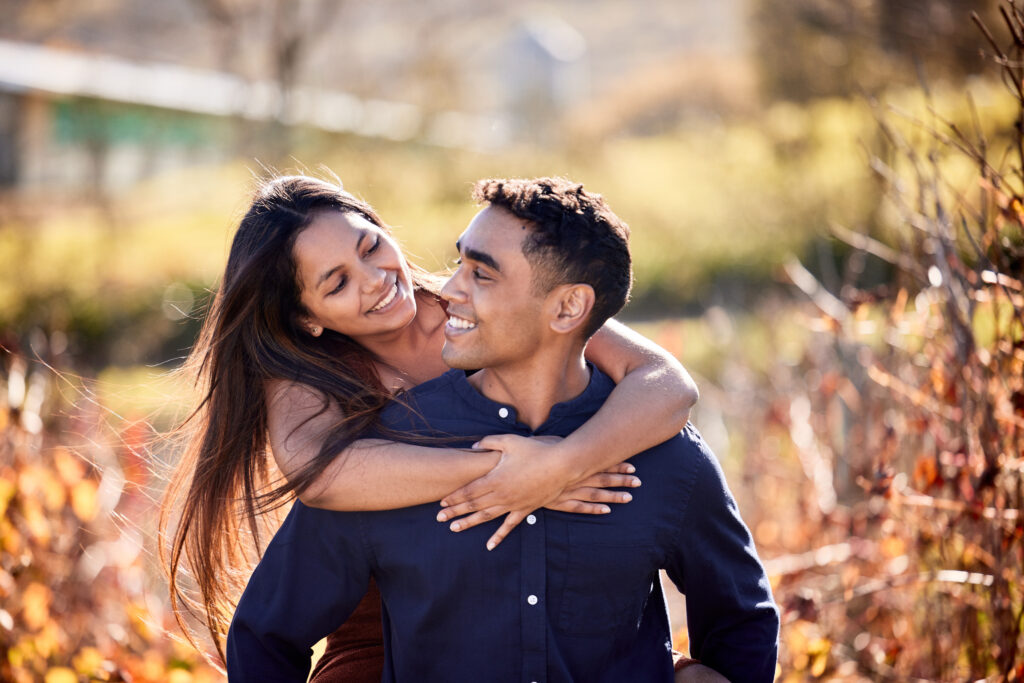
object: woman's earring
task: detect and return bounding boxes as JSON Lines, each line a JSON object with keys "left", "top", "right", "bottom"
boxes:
{"left": 310, "top": 326, "right": 322, "bottom": 336}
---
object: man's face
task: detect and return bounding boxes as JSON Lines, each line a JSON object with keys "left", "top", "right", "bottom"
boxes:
{"left": 440, "top": 205, "right": 550, "bottom": 371}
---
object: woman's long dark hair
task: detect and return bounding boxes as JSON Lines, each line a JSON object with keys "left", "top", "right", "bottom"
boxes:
{"left": 158, "top": 175, "right": 437, "bottom": 662}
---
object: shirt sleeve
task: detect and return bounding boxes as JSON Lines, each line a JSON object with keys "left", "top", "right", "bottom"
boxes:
{"left": 662, "top": 428, "right": 780, "bottom": 683}
{"left": 226, "top": 503, "right": 373, "bottom": 682}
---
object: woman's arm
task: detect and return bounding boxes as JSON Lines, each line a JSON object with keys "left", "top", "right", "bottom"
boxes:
{"left": 266, "top": 380, "right": 638, "bottom": 511}
{"left": 437, "top": 318, "right": 698, "bottom": 548}
{"left": 571, "top": 317, "right": 698, "bottom": 477}
{"left": 267, "top": 379, "right": 494, "bottom": 509}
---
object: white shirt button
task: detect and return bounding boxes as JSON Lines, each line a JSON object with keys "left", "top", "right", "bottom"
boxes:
{"left": 498, "top": 407, "right": 509, "bottom": 418}
{"left": 527, "top": 594, "right": 538, "bottom": 605}
{"left": 526, "top": 514, "right": 537, "bottom": 525}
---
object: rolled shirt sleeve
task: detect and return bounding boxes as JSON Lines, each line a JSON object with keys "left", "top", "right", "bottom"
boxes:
{"left": 662, "top": 428, "right": 779, "bottom": 682}
{"left": 227, "top": 503, "right": 372, "bottom": 682}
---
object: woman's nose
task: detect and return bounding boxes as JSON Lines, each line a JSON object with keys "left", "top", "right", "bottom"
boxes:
{"left": 361, "top": 263, "right": 387, "bottom": 293}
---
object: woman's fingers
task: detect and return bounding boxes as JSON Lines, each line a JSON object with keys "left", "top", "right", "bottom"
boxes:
{"left": 446, "top": 506, "right": 504, "bottom": 533}
{"left": 438, "top": 442, "right": 506, "bottom": 508}
{"left": 484, "top": 510, "right": 527, "bottom": 551}
{"left": 474, "top": 434, "right": 517, "bottom": 452}
{"left": 576, "top": 472, "right": 641, "bottom": 489}
{"left": 437, "top": 496, "right": 492, "bottom": 522}
{"left": 604, "top": 462, "right": 636, "bottom": 474}
{"left": 561, "top": 487, "right": 633, "bottom": 504}
{"left": 440, "top": 477, "right": 492, "bottom": 509}
{"left": 547, "top": 499, "right": 614, "bottom": 515}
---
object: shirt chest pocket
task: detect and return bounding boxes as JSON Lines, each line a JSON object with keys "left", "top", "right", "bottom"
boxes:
{"left": 555, "top": 524, "right": 659, "bottom": 637}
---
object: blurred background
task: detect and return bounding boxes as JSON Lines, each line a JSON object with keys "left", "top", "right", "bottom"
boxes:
{"left": 2, "top": 0, "right": 1023, "bottom": 680}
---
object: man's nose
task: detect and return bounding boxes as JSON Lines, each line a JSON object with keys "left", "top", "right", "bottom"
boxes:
{"left": 440, "top": 269, "right": 466, "bottom": 303}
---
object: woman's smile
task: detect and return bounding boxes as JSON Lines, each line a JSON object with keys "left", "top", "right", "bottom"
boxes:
{"left": 294, "top": 209, "right": 417, "bottom": 338}
{"left": 367, "top": 280, "right": 400, "bottom": 314}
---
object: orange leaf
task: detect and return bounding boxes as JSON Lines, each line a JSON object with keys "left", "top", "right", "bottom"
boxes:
{"left": 44, "top": 668, "right": 77, "bottom": 683}
{"left": 70, "top": 479, "right": 99, "bottom": 522}
{"left": 72, "top": 646, "right": 104, "bottom": 676}
{"left": 22, "top": 582, "right": 51, "bottom": 631}
{"left": 0, "top": 478, "right": 15, "bottom": 518}
{"left": 880, "top": 536, "right": 906, "bottom": 558}
{"left": 913, "top": 455, "right": 939, "bottom": 489}
{"left": 53, "top": 448, "right": 86, "bottom": 486}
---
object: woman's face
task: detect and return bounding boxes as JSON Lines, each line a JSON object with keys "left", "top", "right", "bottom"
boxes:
{"left": 293, "top": 209, "right": 417, "bottom": 342}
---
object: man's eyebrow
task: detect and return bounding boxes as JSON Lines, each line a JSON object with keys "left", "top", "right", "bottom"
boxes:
{"left": 316, "top": 230, "right": 367, "bottom": 287}
{"left": 462, "top": 246, "right": 501, "bottom": 273}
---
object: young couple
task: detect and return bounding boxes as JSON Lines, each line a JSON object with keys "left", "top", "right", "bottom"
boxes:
{"left": 163, "top": 175, "right": 779, "bottom": 682}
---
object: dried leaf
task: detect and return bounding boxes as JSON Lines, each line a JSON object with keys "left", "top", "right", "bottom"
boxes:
{"left": 70, "top": 479, "right": 99, "bottom": 523}
{"left": 43, "top": 668, "right": 77, "bottom": 683}
{"left": 22, "top": 582, "right": 51, "bottom": 631}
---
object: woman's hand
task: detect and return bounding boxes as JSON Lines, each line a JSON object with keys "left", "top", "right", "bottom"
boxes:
{"left": 437, "top": 434, "right": 640, "bottom": 550}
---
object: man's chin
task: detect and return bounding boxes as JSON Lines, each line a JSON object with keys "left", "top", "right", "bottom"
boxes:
{"left": 441, "top": 345, "right": 476, "bottom": 370}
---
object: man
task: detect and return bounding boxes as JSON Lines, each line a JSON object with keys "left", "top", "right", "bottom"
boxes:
{"left": 227, "top": 177, "right": 779, "bottom": 681}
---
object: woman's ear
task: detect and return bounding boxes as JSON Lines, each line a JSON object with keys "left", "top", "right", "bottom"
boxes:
{"left": 548, "top": 284, "right": 595, "bottom": 335}
{"left": 299, "top": 317, "right": 324, "bottom": 337}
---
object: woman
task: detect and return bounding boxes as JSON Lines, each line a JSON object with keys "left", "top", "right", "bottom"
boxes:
{"left": 160, "top": 175, "right": 698, "bottom": 678}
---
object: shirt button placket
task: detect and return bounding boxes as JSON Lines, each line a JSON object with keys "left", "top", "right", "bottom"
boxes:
{"left": 521, "top": 508, "right": 546, "bottom": 683}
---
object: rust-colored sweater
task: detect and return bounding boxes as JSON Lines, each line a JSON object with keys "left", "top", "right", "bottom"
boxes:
{"left": 308, "top": 581, "right": 384, "bottom": 682}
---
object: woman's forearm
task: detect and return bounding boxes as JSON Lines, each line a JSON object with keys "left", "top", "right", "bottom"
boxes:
{"left": 556, "top": 368, "right": 692, "bottom": 482}
{"left": 267, "top": 379, "right": 500, "bottom": 511}
{"left": 573, "top": 319, "right": 698, "bottom": 481}
{"left": 301, "top": 440, "right": 499, "bottom": 510}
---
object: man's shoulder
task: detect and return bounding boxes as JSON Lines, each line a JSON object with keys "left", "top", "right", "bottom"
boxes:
{"left": 398, "top": 368, "right": 466, "bottom": 403}
{"left": 280, "top": 498, "right": 359, "bottom": 528}
{"left": 629, "top": 424, "right": 728, "bottom": 513}
{"left": 381, "top": 369, "right": 466, "bottom": 422}
{"left": 641, "top": 424, "right": 717, "bottom": 473}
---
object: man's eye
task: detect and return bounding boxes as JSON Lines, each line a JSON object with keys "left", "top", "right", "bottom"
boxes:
{"left": 472, "top": 268, "right": 490, "bottom": 281}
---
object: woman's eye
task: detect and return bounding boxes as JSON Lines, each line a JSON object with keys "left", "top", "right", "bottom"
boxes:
{"left": 329, "top": 276, "right": 347, "bottom": 295}
{"left": 366, "top": 236, "right": 381, "bottom": 255}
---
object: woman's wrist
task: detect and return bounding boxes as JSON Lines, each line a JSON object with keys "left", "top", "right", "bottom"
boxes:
{"left": 549, "top": 436, "right": 592, "bottom": 485}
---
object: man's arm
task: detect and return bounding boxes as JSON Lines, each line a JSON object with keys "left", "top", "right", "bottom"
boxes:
{"left": 663, "top": 427, "right": 779, "bottom": 683}
{"left": 226, "top": 504, "right": 373, "bottom": 682}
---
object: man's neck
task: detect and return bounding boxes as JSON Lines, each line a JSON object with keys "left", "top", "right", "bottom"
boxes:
{"left": 467, "top": 346, "right": 590, "bottom": 430}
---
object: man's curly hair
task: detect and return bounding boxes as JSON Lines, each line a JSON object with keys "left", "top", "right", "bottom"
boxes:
{"left": 473, "top": 177, "right": 632, "bottom": 338}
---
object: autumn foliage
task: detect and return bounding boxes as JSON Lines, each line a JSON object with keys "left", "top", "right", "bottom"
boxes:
{"left": 2, "top": 5, "right": 1024, "bottom": 683}
{"left": 0, "top": 355, "right": 220, "bottom": 682}
{"left": 747, "top": 6, "right": 1024, "bottom": 679}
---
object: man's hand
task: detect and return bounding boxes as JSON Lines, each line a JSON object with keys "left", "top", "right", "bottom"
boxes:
{"left": 437, "top": 434, "right": 640, "bottom": 550}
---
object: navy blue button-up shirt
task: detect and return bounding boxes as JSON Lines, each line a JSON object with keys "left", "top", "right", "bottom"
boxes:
{"left": 227, "top": 367, "right": 779, "bottom": 682}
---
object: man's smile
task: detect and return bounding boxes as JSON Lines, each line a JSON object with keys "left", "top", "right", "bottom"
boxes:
{"left": 445, "top": 314, "right": 477, "bottom": 333}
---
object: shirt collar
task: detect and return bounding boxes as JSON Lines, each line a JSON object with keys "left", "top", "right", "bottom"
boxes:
{"left": 437, "top": 362, "right": 615, "bottom": 432}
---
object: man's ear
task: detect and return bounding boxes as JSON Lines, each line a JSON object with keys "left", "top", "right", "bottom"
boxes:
{"left": 547, "top": 284, "right": 595, "bottom": 335}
